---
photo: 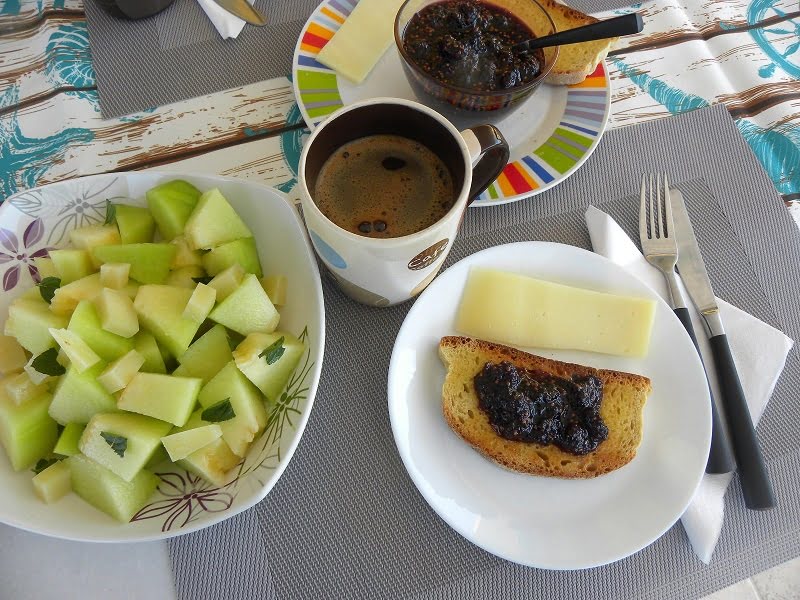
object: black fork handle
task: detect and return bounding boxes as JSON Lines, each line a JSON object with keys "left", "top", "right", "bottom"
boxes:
{"left": 673, "top": 308, "right": 736, "bottom": 474}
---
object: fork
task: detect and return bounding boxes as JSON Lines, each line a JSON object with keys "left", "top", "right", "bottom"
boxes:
{"left": 639, "top": 174, "right": 735, "bottom": 474}
{"left": 639, "top": 173, "right": 684, "bottom": 309}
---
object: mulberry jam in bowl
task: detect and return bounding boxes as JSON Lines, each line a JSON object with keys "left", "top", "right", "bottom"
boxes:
{"left": 395, "top": 0, "right": 559, "bottom": 119}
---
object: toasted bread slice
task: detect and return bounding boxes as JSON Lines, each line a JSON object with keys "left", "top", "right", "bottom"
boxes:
{"left": 438, "top": 336, "right": 650, "bottom": 478}
{"left": 538, "top": 0, "right": 616, "bottom": 85}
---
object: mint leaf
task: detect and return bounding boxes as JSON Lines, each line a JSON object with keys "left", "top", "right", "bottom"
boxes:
{"left": 32, "top": 458, "right": 57, "bottom": 474}
{"left": 101, "top": 432, "right": 127, "bottom": 457}
{"left": 192, "top": 276, "right": 213, "bottom": 285}
{"left": 31, "top": 348, "right": 66, "bottom": 376}
{"left": 201, "top": 398, "right": 236, "bottom": 422}
{"left": 104, "top": 201, "right": 116, "bottom": 225}
{"left": 259, "top": 336, "right": 285, "bottom": 365}
{"left": 37, "top": 276, "right": 61, "bottom": 304}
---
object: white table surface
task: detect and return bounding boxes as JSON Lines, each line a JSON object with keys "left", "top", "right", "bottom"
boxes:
{"left": 0, "top": 523, "right": 175, "bottom": 600}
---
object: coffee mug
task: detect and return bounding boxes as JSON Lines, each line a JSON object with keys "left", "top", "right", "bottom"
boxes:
{"left": 298, "top": 97, "right": 509, "bottom": 307}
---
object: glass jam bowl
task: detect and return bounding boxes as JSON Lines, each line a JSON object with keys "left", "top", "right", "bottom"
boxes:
{"left": 394, "top": 0, "right": 559, "bottom": 120}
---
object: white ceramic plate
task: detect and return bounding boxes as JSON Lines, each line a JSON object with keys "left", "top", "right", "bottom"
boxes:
{"left": 292, "top": 0, "right": 612, "bottom": 206}
{"left": 0, "top": 173, "right": 325, "bottom": 542}
{"left": 388, "top": 242, "right": 711, "bottom": 569}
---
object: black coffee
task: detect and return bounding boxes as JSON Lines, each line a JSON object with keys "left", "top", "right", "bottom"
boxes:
{"left": 313, "top": 135, "right": 457, "bottom": 238}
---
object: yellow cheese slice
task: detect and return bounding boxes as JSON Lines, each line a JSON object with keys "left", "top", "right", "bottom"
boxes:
{"left": 455, "top": 268, "right": 656, "bottom": 357}
{"left": 317, "top": 0, "right": 407, "bottom": 84}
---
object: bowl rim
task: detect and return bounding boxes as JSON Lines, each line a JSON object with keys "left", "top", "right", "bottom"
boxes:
{"left": 394, "top": 0, "right": 560, "bottom": 99}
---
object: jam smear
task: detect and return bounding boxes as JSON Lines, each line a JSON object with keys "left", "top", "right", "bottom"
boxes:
{"left": 474, "top": 362, "right": 609, "bottom": 455}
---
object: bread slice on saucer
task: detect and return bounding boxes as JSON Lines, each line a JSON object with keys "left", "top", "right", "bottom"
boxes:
{"left": 539, "top": 0, "right": 617, "bottom": 85}
{"left": 438, "top": 336, "right": 650, "bottom": 478}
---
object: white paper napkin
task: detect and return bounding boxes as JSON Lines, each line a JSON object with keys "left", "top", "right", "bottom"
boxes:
{"left": 585, "top": 205, "right": 793, "bottom": 563}
{"left": 196, "top": 0, "right": 253, "bottom": 39}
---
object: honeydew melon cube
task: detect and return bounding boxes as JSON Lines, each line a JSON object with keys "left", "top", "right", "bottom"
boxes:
{"left": 54, "top": 422, "right": 85, "bottom": 456}
{"left": 20, "top": 287, "right": 43, "bottom": 301}
{"left": 0, "top": 390, "right": 57, "bottom": 471}
{"left": 23, "top": 353, "right": 54, "bottom": 385}
{"left": 0, "top": 334, "right": 27, "bottom": 374}
{"left": 207, "top": 264, "right": 245, "bottom": 301}
{"left": 198, "top": 361, "right": 266, "bottom": 456}
{"left": 68, "top": 300, "right": 133, "bottom": 362}
{"left": 173, "top": 325, "right": 231, "bottom": 384}
{"left": 118, "top": 372, "right": 201, "bottom": 426}
{"left": 146, "top": 444, "right": 170, "bottom": 469}
{"left": 94, "top": 288, "right": 139, "bottom": 338}
{"left": 157, "top": 341, "right": 176, "bottom": 371}
{"left": 133, "top": 285, "right": 201, "bottom": 358}
{"left": 182, "top": 283, "right": 216, "bottom": 322}
{"left": 49, "top": 273, "right": 137, "bottom": 316}
{"left": 49, "top": 273, "right": 103, "bottom": 316}
{"left": 170, "top": 236, "right": 203, "bottom": 268}
{"left": 67, "top": 454, "right": 159, "bottom": 523}
{"left": 176, "top": 408, "right": 207, "bottom": 431}
{"left": 32, "top": 257, "right": 57, "bottom": 279}
{"left": 96, "top": 349, "right": 145, "bottom": 394}
{"left": 166, "top": 265, "right": 206, "bottom": 289}
{"left": 233, "top": 332, "right": 305, "bottom": 403}
{"left": 161, "top": 424, "right": 222, "bottom": 462}
{"left": 32, "top": 460, "right": 71, "bottom": 503}
{"left": 5, "top": 299, "right": 69, "bottom": 355}
{"left": 2, "top": 370, "right": 49, "bottom": 405}
{"left": 120, "top": 281, "right": 140, "bottom": 299}
{"left": 79, "top": 412, "right": 172, "bottom": 482}
{"left": 49, "top": 249, "right": 95, "bottom": 284}
{"left": 49, "top": 328, "right": 101, "bottom": 373}
{"left": 114, "top": 203, "right": 156, "bottom": 244}
{"left": 209, "top": 274, "right": 279, "bottom": 336}
{"left": 178, "top": 437, "right": 240, "bottom": 487}
{"left": 146, "top": 180, "right": 202, "bottom": 241}
{"left": 132, "top": 332, "right": 166, "bottom": 374}
{"left": 69, "top": 224, "right": 121, "bottom": 267}
{"left": 49, "top": 363, "right": 117, "bottom": 425}
{"left": 99, "top": 263, "right": 130, "bottom": 289}
{"left": 260, "top": 275, "right": 287, "bottom": 307}
{"left": 69, "top": 224, "right": 121, "bottom": 249}
{"left": 202, "top": 237, "right": 262, "bottom": 278}
{"left": 184, "top": 188, "right": 252, "bottom": 250}
{"left": 92, "top": 243, "right": 176, "bottom": 285}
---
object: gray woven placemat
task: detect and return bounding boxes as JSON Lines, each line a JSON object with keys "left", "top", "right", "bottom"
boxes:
{"left": 84, "top": 0, "right": 639, "bottom": 118}
{"left": 83, "top": 0, "right": 320, "bottom": 118}
{"left": 168, "top": 103, "right": 800, "bottom": 599}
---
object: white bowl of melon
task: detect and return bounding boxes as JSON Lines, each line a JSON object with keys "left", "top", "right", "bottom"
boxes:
{"left": 0, "top": 173, "right": 324, "bottom": 541}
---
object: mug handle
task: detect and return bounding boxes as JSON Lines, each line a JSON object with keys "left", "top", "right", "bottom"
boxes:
{"left": 460, "top": 125, "right": 510, "bottom": 204}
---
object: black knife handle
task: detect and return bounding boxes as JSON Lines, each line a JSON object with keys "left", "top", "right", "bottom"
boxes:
{"left": 709, "top": 333, "right": 776, "bottom": 509}
{"left": 673, "top": 308, "right": 736, "bottom": 474}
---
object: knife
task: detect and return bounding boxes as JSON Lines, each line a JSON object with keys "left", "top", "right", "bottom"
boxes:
{"left": 664, "top": 186, "right": 735, "bottom": 476}
{"left": 671, "top": 188, "right": 775, "bottom": 510}
{"left": 211, "top": 0, "right": 267, "bottom": 26}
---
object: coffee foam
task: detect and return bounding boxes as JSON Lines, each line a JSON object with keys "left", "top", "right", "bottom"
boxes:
{"left": 313, "top": 135, "right": 456, "bottom": 238}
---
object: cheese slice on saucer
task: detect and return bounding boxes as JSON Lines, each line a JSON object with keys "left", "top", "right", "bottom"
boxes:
{"left": 317, "top": 0, "right": 408, "bottom": 84}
